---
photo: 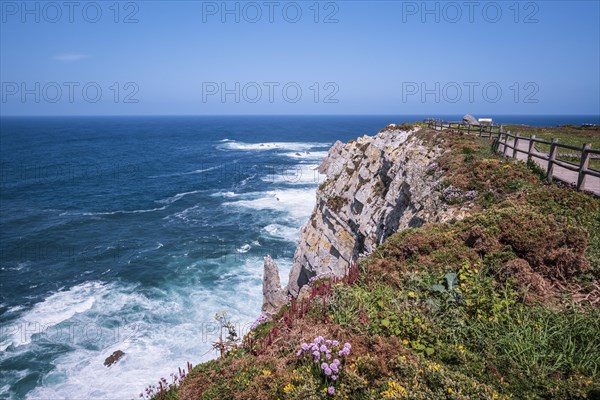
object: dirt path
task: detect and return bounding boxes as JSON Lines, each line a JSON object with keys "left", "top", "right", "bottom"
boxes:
{"left": 497, "top": 139, "right": 600, "bottom": 195}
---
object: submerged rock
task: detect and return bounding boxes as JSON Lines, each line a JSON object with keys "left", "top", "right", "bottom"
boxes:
{"left": 104, "top": 350, "right": 125, "bottom": 367}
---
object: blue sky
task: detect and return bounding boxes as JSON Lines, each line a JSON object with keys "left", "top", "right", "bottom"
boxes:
{"left": 0, "top": 0, "right": 599, "bottom": 115}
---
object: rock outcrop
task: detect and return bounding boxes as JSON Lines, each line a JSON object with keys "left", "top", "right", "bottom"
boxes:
{"left": 263, "top": 125, "right": 464, "bottom": 301}
{"left": 104, "top": 350, "right": 125, "bottom": 367}
{"left": 262, "top": 255, "right": 287, "bottom": 315}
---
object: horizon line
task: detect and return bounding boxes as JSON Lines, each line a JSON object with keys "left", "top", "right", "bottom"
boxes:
{"left": 2, "top": 114, "right": 599, "bottom": 118}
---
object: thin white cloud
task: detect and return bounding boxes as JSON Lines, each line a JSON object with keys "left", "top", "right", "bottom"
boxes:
{"left": 53, "top": 53, "right": 89, "bottom": 62}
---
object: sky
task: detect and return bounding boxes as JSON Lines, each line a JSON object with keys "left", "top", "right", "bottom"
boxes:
{"left": 0, "top": 0, "right": 599, "bottom": 116}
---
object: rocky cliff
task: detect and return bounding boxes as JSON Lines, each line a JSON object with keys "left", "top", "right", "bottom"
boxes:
{"left": 263, "top": 125, "right": 465, "bottom": 312}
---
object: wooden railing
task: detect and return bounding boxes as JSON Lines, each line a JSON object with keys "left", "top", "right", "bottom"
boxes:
{"left": 426, "top": 119, "right": 503, "bottom": 138}
{"left": 426, "top": 120, "right": 600, "bottom": 194}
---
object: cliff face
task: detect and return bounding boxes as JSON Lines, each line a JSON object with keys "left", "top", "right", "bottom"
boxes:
{"left": 263, "top": 126, "right": 465, "bottom": 309}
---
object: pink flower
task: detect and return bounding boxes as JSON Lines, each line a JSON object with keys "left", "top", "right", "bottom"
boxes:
{"left": 328, "top": 386, "right": 335, "bottom": 395}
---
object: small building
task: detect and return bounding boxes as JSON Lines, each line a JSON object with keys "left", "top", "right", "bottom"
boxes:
{"left": 478, "top": 118, "right": 493, "bottom": 126}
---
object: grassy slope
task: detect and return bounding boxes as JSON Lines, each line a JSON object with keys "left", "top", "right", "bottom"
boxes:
{"left": 149, "top": 129, "right": 600, "bottom": 400}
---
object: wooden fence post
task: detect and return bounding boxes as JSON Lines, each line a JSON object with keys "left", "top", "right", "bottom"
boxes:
{"left": 479, "top": 125, "right": 483, "bottom": 136}
{"left": 503, "top": 132, "right": 510, "bottom": 156}
{"left": 577, "top": 143, "right": 592, "bottom": 191}
{"left": 513, "top": 133, "right": 520, "bottom": 159}
{"left": 546, "top": 138, "right": 559, "bottom": 182}
{"left": 527, "top": 135, "right": 536, "bottom": 162}
{"left": 494, "top": 131, "right": 502, "bottom": 153}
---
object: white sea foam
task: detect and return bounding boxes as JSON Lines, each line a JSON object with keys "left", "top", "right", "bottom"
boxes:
{"left": 262, "top": 224, "right": 300, "bottom": 242}
{"left": 260, "top": 163, "right": 326, "bottom": 185}
{"left": 157, "top": 189, "right": 204, "bottom": 205}
{"left": 5, "top": 305, "right": 24, "bottom": 314}
{"left": 236, "top": 244, "right": 251, "bottom": 253}
{"left": 60, "top": 206, "right": 169, "bottom": 217}
{"left": 149, "top": 166, "right": 219, "bottom": 178}
{"left": 218, "top": 141, "right": 330, "bottom": 152}
{"left": 282, "top": 150, "right": 329, "bottom": 160}
{"left": 211, "top": 191, "right": 237, "bottom": 198}
{"left": 0, "top": 282, "right": 106, "bottom": 351}
{"left": 19, "top": 268, "right": 264, "bottom": 400}
{"left": 223, "top": 189, "right": 316, "bottom": 221}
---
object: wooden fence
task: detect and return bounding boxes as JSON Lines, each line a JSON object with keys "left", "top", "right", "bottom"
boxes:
{"left": 426, "top": 120, "right": 600, "bottom": 194}
{"left": 426, "top": 119, "right": 502, "bottom": 138}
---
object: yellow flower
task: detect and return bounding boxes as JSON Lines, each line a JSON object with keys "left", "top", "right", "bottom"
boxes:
{"left": 492, "top": 393, "right": 499, "bottom": 399}
{"left": 381, "top": 381, "right": 408, "bottom": 398}
{"left": 447, "top": 387, "right": 453, "bottom": 393}
{"left": 458, "top": 344, "right": 464, "bottom": 351}
{"left": 262, "top": 369, "right": 272, "bottom": 376}
{"left": 407, "top": 291, "right": 416, "bottom": 298}
{"left": 402, "top": 339, "right": 409, "bottom": 345}
{"left": 283, "top": 383, "right": 295, "bottom": 393}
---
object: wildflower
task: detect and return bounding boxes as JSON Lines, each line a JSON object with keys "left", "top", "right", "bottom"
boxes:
{"left": 250, "top": 313, "right": 269, "bottom": 331}
{"left": 328, "top": 386, "right": 335, "bottom": 395}
{"left": 321, "top": 362, "right": 329, "bottom": 370}
{"left": 381, "top": 381, "right": 408, "bottom": 398}
{"left": 332, "top": 375, "right": 337, "bottom": 381}
{"left": 402, "top": 339, "right": 409, "bottom": 345}
{"left": 262, "top": 370, "right": 271, "bottom": 376}
{"left": 283, "top": 383, "right": 295, "bottom": 393}
{"left": 324, "top": 367, "right": 332, "bottom": 376}
{"left": 447, "top": 387, "right": 453, "bottom": 393}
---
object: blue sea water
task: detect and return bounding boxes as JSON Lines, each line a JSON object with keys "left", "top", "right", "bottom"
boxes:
{"left": 0, "top": 114, "right": 598, "bottom": 399}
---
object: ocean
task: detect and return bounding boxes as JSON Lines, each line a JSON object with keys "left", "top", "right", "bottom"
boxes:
{"left": 1, "top": 115, "right": 598, "bottom": 399}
